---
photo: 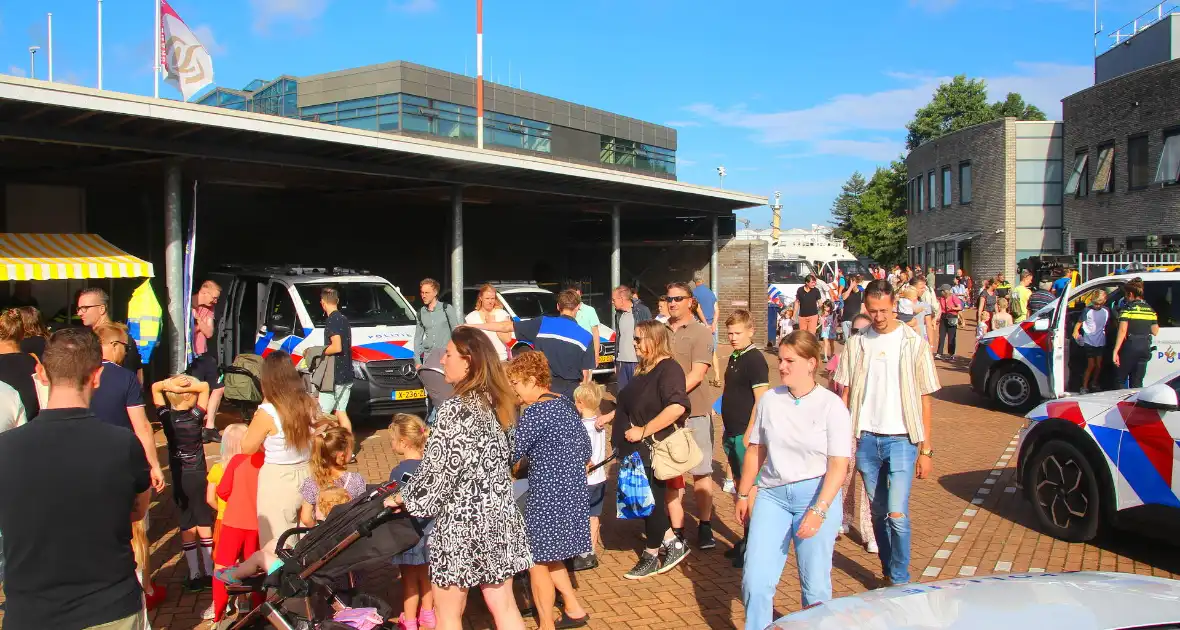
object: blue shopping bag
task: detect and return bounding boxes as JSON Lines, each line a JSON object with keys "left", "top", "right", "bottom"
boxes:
{"left": 616, "top": 451, "right": 655, "bottom": 520}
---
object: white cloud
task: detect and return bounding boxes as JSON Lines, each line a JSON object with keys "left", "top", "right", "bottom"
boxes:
{"left": 663, "top": 120, "right": 701, "bottom": 128}
{"left": 682, "top": 62, "right": 1090, "bottom": 162}
{"left": 192, "top": 25, "right": 227, "bottom": 56}
{"left": 250, "top": 0, "right": 329, "bottom": 34}
{"left": 390, "top": 0, "right": 438, "bottom": 13}
{"left": 5, "top": 65, "right": 26, "bottom": 78}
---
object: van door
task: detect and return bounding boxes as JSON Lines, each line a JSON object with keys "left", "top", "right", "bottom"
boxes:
{"left": 1141, "top": 279, "right": 1180, "bottom": 385}
{"left": 1048, "top": 284, "right": 1069, "bottom": 398}
{"left": 258, "top": 281, "right": 303, "bottom": 357}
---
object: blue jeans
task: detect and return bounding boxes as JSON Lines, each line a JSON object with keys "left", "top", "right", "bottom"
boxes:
{"left": 856, "top": 433, "right": 917, "bottom": 584}
{"left": 741, "top": 477, "right": 842, "bottom": 629}
{"left": 617, "top": 361, "right": 637, "bottom": 391}
{"left": 841, "top": 319, "right": 852, "bottom": 341}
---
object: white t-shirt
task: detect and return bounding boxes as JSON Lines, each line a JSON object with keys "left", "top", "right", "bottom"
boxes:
{"left": 858, "top": 325, "right": 907, "bottom": 436}
{"left": 582, "top": 416, "right": 608, "bottom": 486}
{"left": 465, "top": 309, "right": 511, "bottom": 361}
{"left": 1080, "top": 307, "right": 1110, "bottom": 347}
{"left": 0, "top": 380, "right": 26, "bottom": 433}
{"left": 751, "top": 385, "right": 852, "bottom": 488}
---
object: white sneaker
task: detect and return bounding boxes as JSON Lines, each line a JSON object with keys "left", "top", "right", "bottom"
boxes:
{"left": 723, "top": 478, "right": 736, "bottom": 493}
{"left": 866, "top": 540, "right": 879, "bottom": 554}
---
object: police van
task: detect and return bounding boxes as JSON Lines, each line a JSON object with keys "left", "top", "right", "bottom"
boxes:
{"left": 210, "top": 265, "right": 426, "bottom": 419}
{"left": 970, "top": 271, "right": 1180, "bottom": 412}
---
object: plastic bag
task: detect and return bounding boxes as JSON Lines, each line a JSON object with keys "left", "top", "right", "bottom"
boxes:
{"left": 615, "top": 451, "right": 655, "bottom": 520}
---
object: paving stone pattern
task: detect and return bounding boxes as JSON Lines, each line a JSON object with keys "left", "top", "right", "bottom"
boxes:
{"left": 3, "top": 326, "right": 1179, "bottom": 629}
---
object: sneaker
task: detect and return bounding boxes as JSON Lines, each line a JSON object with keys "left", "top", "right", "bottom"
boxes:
{"left": 201, "top": 603, "right": 218, "bottom": 621}
{"left": 866, "top": 539, "right": 879, "bottom": 554}
{"left": 623, "top": 551, "right": 662, "bottom": 580}
{"left": 722, "top": 478, "right": 736, "bottom": 493}
{"left": 202, "top": 428, "right": 221, "bottom": 444}
{"left": 417, "top": 608, "right": 437, "bottom": 629}
{"left": 183, "top": 576, "right": 206, "bottom": 593}
{"left": 697, "top": 522, "right": 716, "bottom": 550}
{"left": 570, "top": 552, "right": 599, "bottom": 572}
{"left": 657, "top": 537, "right": 690, "bottom": 574}
{"left": 1080, "top": 386, "right": 1090, "bottom": 394}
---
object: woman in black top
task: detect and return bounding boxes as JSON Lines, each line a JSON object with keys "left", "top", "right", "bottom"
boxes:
{"left": 0, "top": 310, "right": 38, "bottom": 417}
{"left": 606, "top": 319, "right": 691, "bottom": 580}
{"left": 17, "top": 307, "right": 48, "bottom": 360}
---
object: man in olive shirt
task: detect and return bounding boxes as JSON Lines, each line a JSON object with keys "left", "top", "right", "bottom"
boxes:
{"left": 665, "top": 281, "right": 717, "bottom": 549}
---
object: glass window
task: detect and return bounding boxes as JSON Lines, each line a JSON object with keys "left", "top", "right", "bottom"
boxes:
{"left": 1016, "top": 160, "right": 1063, "bottom": 182}
{"left": 500, "top": 292, "right": 558, "bottom": 319}
{"left": 265, "top": 285, "right": 299, "bottom": 336}
{"left": 402, "top": 113, "right": 432, "bottom": 134}
{"left": 378, "top": 114, "right": 398, "bottom": 132}
{"left": 1097, "top": 237, "right": 1114, "bottom": 253}
{"left": 928, "top": 171, "right": 936, "bottom": 210}
{"left": 283, "top": 94, "right": 297, "bottom": 117}
{"left": 337, "top": 116, "right": 377, "bottom": 130}
{"left": 1073, "top": 239, "right": 1087, "bottom": 255}
{"left": 919, "top": 175, "right": 926, "bottom": 211}
{"left": 1016, "top": 183, "right": 1063, "bottom": 205}
{"left": 1155, "top": 130, "right": 1180, "bottom": 184}
{"left": 1065, "top": 151, "right": 1088, "bottom": 196}
{"left": 301, "top": 103, "right": 337, "bottom": 116}
{"left": 295, "top": 283, "right": 415, "bottom": 327}
{"left": 401, "top": 94, "right": 429, "bottom": 106}
{"left": 378, "top": 94, "right": 397, "bottom": 105}
{"left": 1128, "top": 135, "right": 1150, "bottom": 189}
{"left": 1092, "top": 144, "right": 1114, "bottom": 192}
{"left": 960, "top": 162, "right": 972, "bottom": 203}
{"left": 1127, "top": 235, "right": 1148, "bottom": 251}
{"left": 339, "top": 97, "right": 378, "bottom": 109}
{"left": 942, "top": 167, "right": 952, "bottom": 207}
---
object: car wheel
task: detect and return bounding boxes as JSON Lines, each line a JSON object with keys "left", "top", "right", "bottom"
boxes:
{"left": 991, "top": 364, "right": 1037, "bottom": 412}
{"left": 1027, "top": 438, "right": 1102, "bottom": 542}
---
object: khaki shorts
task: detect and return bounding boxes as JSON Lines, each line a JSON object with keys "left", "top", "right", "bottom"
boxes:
{"left": 85, "top": 607, "right": 148, "bottom": 630}
{"left": 686, "top": 415, "right": 714, "bottom": 477}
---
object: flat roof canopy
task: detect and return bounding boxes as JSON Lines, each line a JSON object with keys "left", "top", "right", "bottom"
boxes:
{"left": 0, "top": 77, "right": 766, "bottom": 215}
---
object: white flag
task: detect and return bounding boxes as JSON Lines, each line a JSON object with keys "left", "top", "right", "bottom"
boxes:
{"left": 160, "top": 0, "right": 213, "bottom": 102}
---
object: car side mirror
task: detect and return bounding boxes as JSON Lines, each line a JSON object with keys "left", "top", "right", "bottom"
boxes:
{"left": 1136, "top": 383, "right": 1179, "bottom": 411}
{"left": 1033, "top": 318, "right": 1051, "bottom": 332}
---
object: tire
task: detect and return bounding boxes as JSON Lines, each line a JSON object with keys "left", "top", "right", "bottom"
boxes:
{"left": 1026, "top": 438, "right": 1102, "bottom": 542}
{"left": 990, "top": 363, "right": 1038, "bottom": 412}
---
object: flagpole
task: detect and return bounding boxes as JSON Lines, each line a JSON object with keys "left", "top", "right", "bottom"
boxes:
{"left": 154, "top": 0, "right": 160, "bottom": 98}
{"left": 476, "top": 0, "right": 484, "bottom": 149}
{"left": 47, "top": 13, "right": 54, "bottom": 82}
{"left": 98, "top": 0, "right": 103, "bottom": 89}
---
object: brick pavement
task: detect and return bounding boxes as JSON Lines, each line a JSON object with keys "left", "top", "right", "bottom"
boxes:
{"left": 4, "top": 325, "right": 1179, "bottom": 629}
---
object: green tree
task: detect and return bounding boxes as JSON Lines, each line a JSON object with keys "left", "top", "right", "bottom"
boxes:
{"left": 845, "top": 160, "right": 908, "bottom": 264}
{"left": 829, "top": 171, "right": 867, "bottom": 238}
{"left": 905, "top": 75, "right": 1046, "bottom": 150}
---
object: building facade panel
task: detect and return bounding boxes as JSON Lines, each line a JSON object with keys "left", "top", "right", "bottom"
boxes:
{"left": 1062, "top": 56, "right": 1180, "bottom": 254}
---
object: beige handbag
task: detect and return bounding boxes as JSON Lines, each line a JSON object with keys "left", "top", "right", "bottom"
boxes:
{"left": 645, "top": 423, "right": 703, "bottom": 481}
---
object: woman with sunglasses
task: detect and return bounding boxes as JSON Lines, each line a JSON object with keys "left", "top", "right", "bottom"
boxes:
{"left": 738, "top": 330, "right": 850, "bottom": 628}
{"left": 601, "top": 320, "right": 691, "bottom": 580}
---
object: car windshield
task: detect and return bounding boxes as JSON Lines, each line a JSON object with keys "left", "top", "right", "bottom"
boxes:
{"left": 502, "top": 291, "right": 557, "bottom": 318}
{"left": 769, "top": 260, "right": 814, "bottom": 284}
{"left": 296, "top": 282, "right": 416, "bottom": 327}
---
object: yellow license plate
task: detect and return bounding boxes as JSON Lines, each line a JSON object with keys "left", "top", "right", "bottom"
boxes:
{"left": 597, "top": 355, "right": 613, "bottom": 364}
{"left": 394, "top": 388, "right": 426, "bottom": 400}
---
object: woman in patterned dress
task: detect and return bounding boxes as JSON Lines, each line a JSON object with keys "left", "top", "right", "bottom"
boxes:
{"left": 384, "top": 327, "right": 532, "bottom": 630}
{"left": 506, "top": 351, "right": 592, "bottom": 630}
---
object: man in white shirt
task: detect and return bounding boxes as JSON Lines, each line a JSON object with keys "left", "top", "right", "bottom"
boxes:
{"left": 833, "top": 280, "right": 940, "bottom": 586}
{"left": 0, "top": 380, "right": 25, "bottom": 433}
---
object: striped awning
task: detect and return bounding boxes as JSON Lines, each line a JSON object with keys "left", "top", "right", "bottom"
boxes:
{"left": 0, "top": 233, "right": 154, "bottom": 281}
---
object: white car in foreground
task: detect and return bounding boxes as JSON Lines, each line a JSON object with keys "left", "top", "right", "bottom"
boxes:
{"left": 769, "top": 571, "right": 1180, "bottom": 629}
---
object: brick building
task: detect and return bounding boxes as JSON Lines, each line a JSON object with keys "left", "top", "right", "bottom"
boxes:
{"left": 905, "top": 119, "right": 1064, "bottom": 283}
{"left": 1062, "top": 16, "right": 1180, "bottom": 254}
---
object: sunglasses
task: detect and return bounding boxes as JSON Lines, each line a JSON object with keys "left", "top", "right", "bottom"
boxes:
{"left": 664, "top": 295, "right": 690, "bottom": 303}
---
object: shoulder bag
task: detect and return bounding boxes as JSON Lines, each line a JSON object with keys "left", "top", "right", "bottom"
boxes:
{"left": 643, "top": 422, "right": 703, "bottom": 480}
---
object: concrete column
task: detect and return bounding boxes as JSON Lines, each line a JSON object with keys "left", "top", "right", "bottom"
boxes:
{"left": 710, "top": 215, "right": 720, "bottom": 291}
{"left": 163, "top": 162, "right": 185, "bottom": 375}
{"left": 610, "top": 204, "right": 621, "bottom": 291}
{"left": 451, "top": 187, "right": 464, "bottom": 315}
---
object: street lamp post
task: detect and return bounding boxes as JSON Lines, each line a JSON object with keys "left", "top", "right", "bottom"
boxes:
{"left": 717, "top": 165, "right": 727, "bottom": 189}
{"left": 28, "top": 46, "right": 39, "bottom": 80}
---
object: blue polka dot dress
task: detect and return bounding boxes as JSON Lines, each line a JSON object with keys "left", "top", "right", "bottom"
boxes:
{"left": 512, "top": 396, "right": 593, "bottom": 564}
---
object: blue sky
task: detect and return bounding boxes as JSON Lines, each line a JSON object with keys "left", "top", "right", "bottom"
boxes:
{"left": 0, "top": 0, "right": 1153, "bottom": 228}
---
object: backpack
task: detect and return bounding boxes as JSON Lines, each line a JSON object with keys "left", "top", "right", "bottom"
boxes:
{"left": 223, "top": 353, "right": 264, "bottom": 403}
{"left": 1010, "top": 289, "right": 1026, "bottom": 320}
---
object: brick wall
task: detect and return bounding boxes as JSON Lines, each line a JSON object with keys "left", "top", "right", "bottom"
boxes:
{"left": 1062, "top": 58, "right": 1180, "bottom": 253}
{"left": 906, "top": 118, "right": 1016, "bottom": 284}
{"left": 716, "top": 239, "right": 769, "bottom": 346}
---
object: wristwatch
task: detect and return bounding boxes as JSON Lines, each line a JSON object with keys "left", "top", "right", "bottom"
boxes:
{"left": 920, "top": 449, "right": 934, "bottom": 458}
{"left": 737, "top": 493, "right": 749, "bottom": 501}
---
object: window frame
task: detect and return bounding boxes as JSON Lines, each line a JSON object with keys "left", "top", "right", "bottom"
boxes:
{"left": 928, "top": 170, "right": 936, "bottom": 211}
{"left": 1065, "top": 149, "right": 1089, "bottom": 197}
{"left": 941, "top": 166, "right": 952, "bottom": 208}
{"left": 918, "top": 173, "right": 926, "bottom": 212}
{"left": 1127, "top": 133, "right": 1150, "bottom": 191}
{"left": 1155, "top": 127, "right": 1180, "bottom": 186}
{"left": 959, "top": 161, "right": 973, "bottom": 204}
{"left": 1072, "top": 239, "right": 1087, "bottom": 255}
{"left": 1092, "top": 142, "right": 1115, "bottom": 193}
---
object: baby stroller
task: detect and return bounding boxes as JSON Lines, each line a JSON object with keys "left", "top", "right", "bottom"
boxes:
{"left": 220, "top": 481, "right": 422, "bottom": 630}
{"left": 222, "top": 353, "right": 265, "bottom": 421}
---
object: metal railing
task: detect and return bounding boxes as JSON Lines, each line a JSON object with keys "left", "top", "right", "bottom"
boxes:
{"left": 1107, "top": 2, "right": 1178, "bottom": 49}
{"left": 1077, "top": 252, "right": 1180, "bottom": 282}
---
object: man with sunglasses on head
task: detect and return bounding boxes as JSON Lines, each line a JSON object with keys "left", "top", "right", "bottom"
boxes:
{"left": 77, "top": 288, "right": 144, "bottom": 384}
{"left": 665, "top": 281, "right": 717, "bottom": 550}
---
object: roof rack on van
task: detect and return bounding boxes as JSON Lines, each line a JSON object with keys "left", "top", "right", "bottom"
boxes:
{"left": 217, "top": 264, "right": 372, "bottom": 276}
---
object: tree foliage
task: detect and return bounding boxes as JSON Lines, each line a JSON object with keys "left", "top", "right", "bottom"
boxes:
{"left": 843, "top": 161, "right": 908, "bottom": 265}
{"left": 829, "top": 171, "right": 867, "bottom": 239}
{"left": 905, "top": 75, "right": 1047, "bottom": 150}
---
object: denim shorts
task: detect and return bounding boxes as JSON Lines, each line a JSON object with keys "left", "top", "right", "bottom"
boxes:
{"left": 318, "top": 384, "right": 351, "bottom": 414}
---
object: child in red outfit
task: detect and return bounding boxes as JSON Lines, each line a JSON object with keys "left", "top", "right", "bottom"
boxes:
{"left": 211, "top": 448, "right": 266, "bottom": 622}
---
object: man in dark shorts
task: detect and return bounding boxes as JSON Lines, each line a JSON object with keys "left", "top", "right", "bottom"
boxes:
{"left": 189, "top": 280, "right": 224, "bottom": 443}
{"left": 719, "top": 309, "right": 769, "bottom": 567}
{"left": 468, "top": 289, "right": 594, "bottom": 398}
{"left": 0, "top": 328, "right": 152, "bottom": 630}
{"left": 152, "top": 374, "right": 214, "bottom": 593}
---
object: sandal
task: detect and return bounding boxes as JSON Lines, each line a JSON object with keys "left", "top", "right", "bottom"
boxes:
{"left": 214, "top": 566, "right": 244, "bottom": 585}
{"left": 555, "top": 611, "right": 590, "bottom": 629}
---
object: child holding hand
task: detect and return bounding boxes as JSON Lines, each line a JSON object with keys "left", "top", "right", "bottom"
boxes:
{"left": 387, "top": 414, "right": 435, "bottom": 630}
{"left": 573, "top": 383, "right": 607, "bottom": 571}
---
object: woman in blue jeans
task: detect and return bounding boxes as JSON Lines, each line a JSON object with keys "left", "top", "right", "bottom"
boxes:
{"left": 736, "top": 330, "right": 851, "bottom": 629}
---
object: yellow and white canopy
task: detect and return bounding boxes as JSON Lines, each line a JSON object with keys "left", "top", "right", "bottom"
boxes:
{"left": 0, "top": 233, "right": 154, "bottom": 281}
